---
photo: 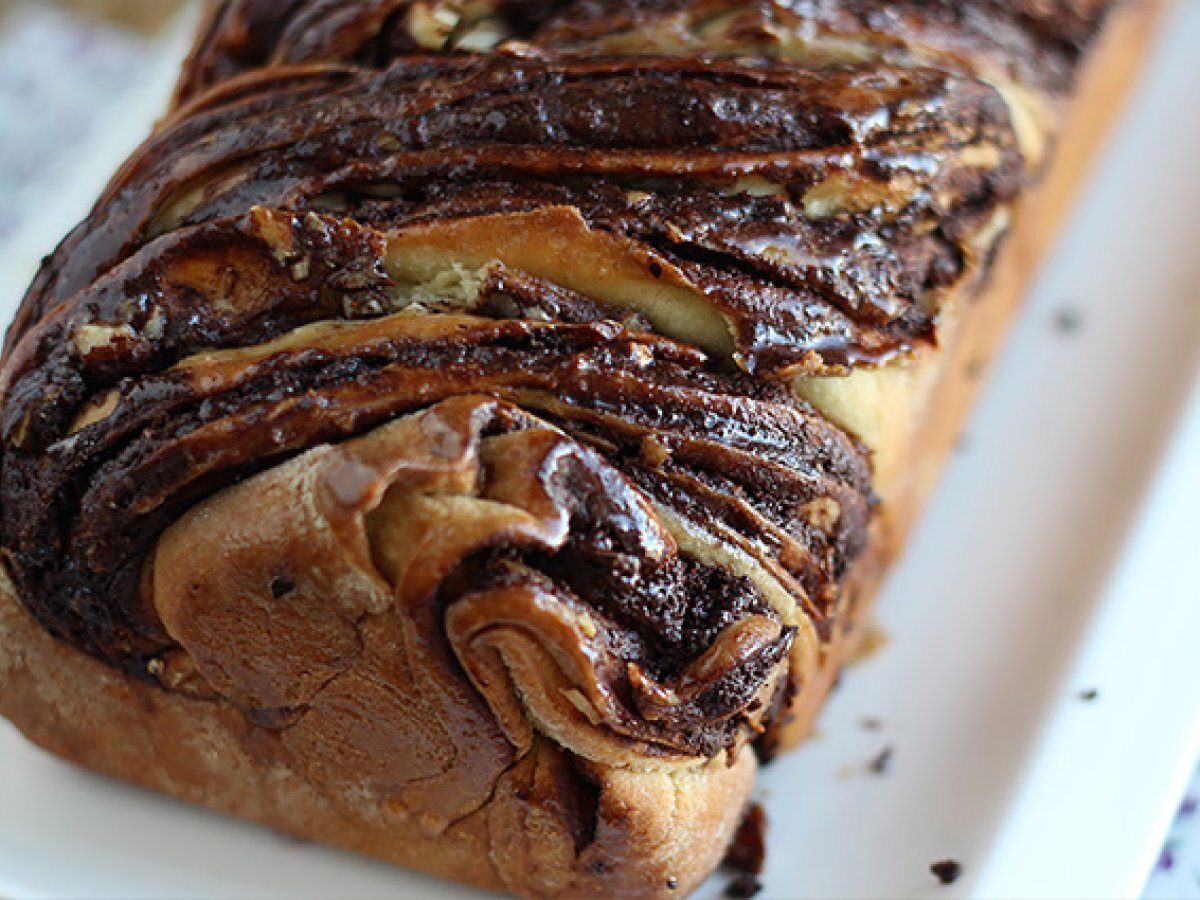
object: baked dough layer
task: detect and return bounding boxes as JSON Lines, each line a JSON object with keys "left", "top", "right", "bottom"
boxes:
{"left": 0, "top": 2, "right": 1163, "bottom": 897}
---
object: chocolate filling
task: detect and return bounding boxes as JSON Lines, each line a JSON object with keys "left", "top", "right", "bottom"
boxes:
{"left": 0, "top": 0, "right": 1114, "bottom": 756}
{"left": 10, "top": 52, "right": 1022, "bottom": 376}
{"left": 179, "top": 1, "right": 1109, "bottom": 104}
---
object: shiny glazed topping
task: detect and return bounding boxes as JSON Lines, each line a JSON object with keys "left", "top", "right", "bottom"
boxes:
{"left": 0, "top": 0, "right": 1111, "bottom": 757}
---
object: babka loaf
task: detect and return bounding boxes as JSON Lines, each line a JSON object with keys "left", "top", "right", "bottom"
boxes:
{"left": 0, "top": 2, "right": 1157, "bottom": 896}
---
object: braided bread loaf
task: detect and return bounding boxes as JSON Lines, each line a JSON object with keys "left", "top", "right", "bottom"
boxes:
{"left": 0, "top": 1, "right": 1143, "bottom": 896}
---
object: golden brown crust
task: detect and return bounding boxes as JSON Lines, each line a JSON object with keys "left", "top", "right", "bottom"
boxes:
{"left": 151, "top": 393, "right": 802, "bottom": 770}
{"left": 0, "top": 568, "right": 753, "bottom": 898}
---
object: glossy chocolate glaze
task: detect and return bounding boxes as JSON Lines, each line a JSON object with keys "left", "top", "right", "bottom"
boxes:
{"left": 9, "top": 54, "right": 1021, "bottom": 373}
{"left": 0, "top": 207, "right": 868, "bottom": 754}
{"left": 0, "top": 0, "right": 1113, "bottom": 756}
{"left": 177, "top": 1, "right": 1109, "bottom": 103}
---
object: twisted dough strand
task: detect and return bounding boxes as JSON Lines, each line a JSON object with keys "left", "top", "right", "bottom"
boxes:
{"left": 0, "top": 2, "right": 1113, "bottom": 895}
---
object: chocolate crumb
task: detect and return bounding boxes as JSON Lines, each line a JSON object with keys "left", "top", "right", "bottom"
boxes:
{"left": 725, "top": 874, "right": 763, "bottom": 899}
{"left": 868, "top": 744, "right": 894, "bottom": 775}
{"left": 725, "top": 803, "right": 767, "bottom": 875}
{"left": 1054, "top": 308, "right": 1083, "bottom": 335}
{"left": 648, "top": 261, "right": 664, "bottom": 278}
{"left": 930, "top": 859, "right": 962, "bottom": 885}
{"left": 667, "top": 876, "right": 679, "bottom": 890}
{"left": 1079, "top": 688, "right": 1099, "bottom": 702}
{"left": 269, "top": 575, "right": 294, "bottom": 598}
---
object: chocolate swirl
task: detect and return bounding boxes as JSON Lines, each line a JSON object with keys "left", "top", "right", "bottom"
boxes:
{"left": 10, "top": 53, "right": 1022, "bottom": 374}
{"left": 0, "top": 206, "right": 868, "bottom": 756}
{"left": 177, "top": 0, "right": 1109, "bottom": 103}
{"left": 0, "top": 0, "right": 1112, "bottom": 759}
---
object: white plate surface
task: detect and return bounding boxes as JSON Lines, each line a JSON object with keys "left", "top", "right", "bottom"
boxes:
{"left": 3, "top": 5, "right": 1200, "bottom": 899}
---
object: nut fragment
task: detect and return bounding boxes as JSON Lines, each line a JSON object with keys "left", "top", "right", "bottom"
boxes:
{"left": 253, "top": 205, "right": 298, "bottom": 264}
{"left": 290, "top": 257, "right": 311, "bottom": 281}
{"left": 640, "top": 436, "right": 672, "bottom": 468}
{"left": 452, "top": 18, "right": 507, "bottom": 52}
{"left": 959, "top": 144, "right": 1002, "bottom": 169}
{"left": 578, "top": 612, "right": 598, "bottom": 639}
{"left": 73, "top": 323, "right": 137, "bottom": 357}
{"left": 802, "top": 173, "right": 906, "bottom": 220}
{"left": 406, "top": 3, "right": 461, "bottom": 50}
{"left": 800, "top": 497, "right": 841, "bottom": 532}
{"left": 727, "top": 176, "right": 786, "bottom": 198}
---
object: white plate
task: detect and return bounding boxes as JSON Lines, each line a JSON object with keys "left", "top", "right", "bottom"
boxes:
{"left": 3, "top": 5, "right": 1200, "bottom": 899}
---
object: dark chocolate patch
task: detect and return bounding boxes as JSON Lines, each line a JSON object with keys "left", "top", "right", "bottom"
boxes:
{"left": 725, "top": 803, "right": 767, "bottom": 875}
{"left": 269, "top": 575, "right": 295, "bottom": 599}
{"left": 931, "top": 859, "right": 963, "bottom": 886}
{"left": 725, "top": 874, "right": 763, "bottom": 899}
